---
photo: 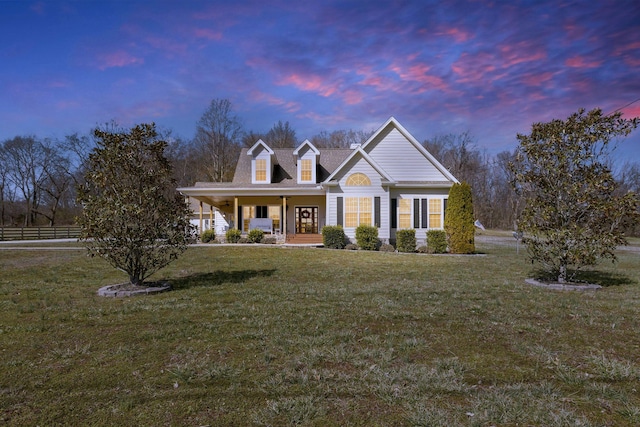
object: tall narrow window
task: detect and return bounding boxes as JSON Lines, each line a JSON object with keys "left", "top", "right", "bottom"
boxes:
{"left": 255, "top": 159, "right": 267, "bottom": 182}
{"left": 301, "top": 159, "right": 312, "bottom": 181}
{"left": 345, "top": 197, "right": 372, "bottom": 227}
{"left": 398, "top": 199, "right": 412, "bottom": 229}
{"left": 429, "top": 199, "right": 442, "bottom": 228}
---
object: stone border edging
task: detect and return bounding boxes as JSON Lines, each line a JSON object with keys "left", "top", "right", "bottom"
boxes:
{"left": 525, "top": 278, "right": 601, "bottom": 291}
{"left": 97, "top": 282, "right": 171, "bottom": 297}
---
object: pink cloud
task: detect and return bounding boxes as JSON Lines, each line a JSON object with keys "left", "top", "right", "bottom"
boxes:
{"left": 96, "top": 50, "right": 144, "bottom": 70}
{"left": 498, "top": 43, "right": 546, "bottom": 68}
{"left": 250, "top": 91, "right": 301, "bottom": 113}
{"left": 565, "top": 56, "right": 601, "bottom": 68}
{"left": 452, "top": 52, "right": 498, "bottom": 83}
{"left": 193, "top": 28, "right": 223, "bottom": 40}
{"left": 390, "top": 63, "right": 449, "bottom": 92}
{"left": 522, "top": 72, "right": 554, "bottom": 86}
{"left": 278, "top": 73, "right": 340, "bottom": 98}
{"left": 438, "top": 27, "right": 473, "bottom": 43}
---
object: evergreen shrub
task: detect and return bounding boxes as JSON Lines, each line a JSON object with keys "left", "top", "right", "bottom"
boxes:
{"left": 200, "top": 229, "right": 216, "bottom": 243}
{"left": 444, "top": 182, "right": 475, "bottom": 254}
{"left": 396, "top": 229, "right": 416, "bottom": 253}
{"left": 225, "top": 228, "right": 242, "bottom": 243}
{"left": 322, "top": 225, "right": 347, "bottom": 249}
{"left": 247, "top": 228, "right": 264, "bottom": 243}
{"left": 355, "top": 225, "right": 379, "bottom": 250}
{"left": 427, "top": 230, "right": 447, "bottom": 254}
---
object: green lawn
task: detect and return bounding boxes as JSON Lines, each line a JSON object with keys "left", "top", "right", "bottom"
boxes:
{"left": 1, "top": 238, "right": 639, "bottom": 426}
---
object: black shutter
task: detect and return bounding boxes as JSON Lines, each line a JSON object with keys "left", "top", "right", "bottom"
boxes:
{"left": 413, "top": 199, "right": 420, "bottom": 228}
{"left": 421, "top": 199, "right": 428, "bottom": 228}
{"left": 374, "top": 197, "right": 381, "bottom": 227}
{"left": 337, "top": 197, "right": 343, "bottom": 226}
{"left": 443, "top": 199, "right": 448, "bottom": 224}
{"left": 237, "top": 206, "right": 243, "bottom": 231}
{"left": 391, "top": 198, "right": 397, "bottom": 229}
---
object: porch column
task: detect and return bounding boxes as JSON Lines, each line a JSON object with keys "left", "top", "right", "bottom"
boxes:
{"left": 282, "top": 196, "right": 287, "bottom": 238}
{"left": 199, "top": 201, "right": 203, "bottom": 236}
{"left": 234, "top": 197, "right": 238, "bottom": 230}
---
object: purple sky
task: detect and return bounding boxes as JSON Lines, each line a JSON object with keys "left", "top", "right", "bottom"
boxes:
{"left": 2, "top": 0, "right": 639, "bottom": 161}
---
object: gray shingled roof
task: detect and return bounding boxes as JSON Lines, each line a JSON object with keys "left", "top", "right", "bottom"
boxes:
{"left": 231, "top": 147, "right": 352, "bottom": 187}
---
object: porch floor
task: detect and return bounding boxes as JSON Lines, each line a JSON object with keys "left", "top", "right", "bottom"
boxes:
{"left": 285, "top": 233, "right": 323, "bottom": 245}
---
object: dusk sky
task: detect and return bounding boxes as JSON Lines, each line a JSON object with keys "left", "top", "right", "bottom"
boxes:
{"left": 2, "top": 0, "right": 639, "bottom": 161}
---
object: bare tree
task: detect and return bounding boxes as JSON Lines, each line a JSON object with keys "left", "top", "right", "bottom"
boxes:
{"left": 310, "top": 129, "right": 373, "bottom": 148}
{"left": 193, "top": 99, "right": 243, "bottom": 182}
{"left": 266, "top": 120, "right": 297, "bottom": 148}
{"left": 2, "top": 136, "right": 53, "bottom": 226}
{"left": 242, "top": 130, "right": 266, "bottom": 148}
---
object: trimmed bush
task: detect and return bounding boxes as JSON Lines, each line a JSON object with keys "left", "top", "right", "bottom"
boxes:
{"left": 427, "top": 230, "right": 447, "bottom": 254}
{"left": 396, "top": 229, "right": 416, "bottom": 253}
{"left": 444, "top": 182, "right": 475, "bottom": 254}
{"left": 322, "top": 225, "right": 347, "bottom": 249}
{"left": 225, "top": 228, "right": 242, "bottom": 243}
{"left": 355, "top": 224, "right": 379, "bottom": 251}
{"left": 200, "top": 229, "right": 216, "bottom": 243}
{"left": 247, "top": 228, "right": 264, "bottom": 243}
{"left": 380, "top": 243, "right": 396, "bottom": 252}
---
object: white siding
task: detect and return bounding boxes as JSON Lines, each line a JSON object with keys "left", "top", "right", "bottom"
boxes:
{"left": 366, "top": 128, "right": 449, "bottom": 181}
{"left": 390, "top": 188, "right": 449, "bottom": 243}
{"left": 327, "top": 157, "right": 390, "bottom": 240}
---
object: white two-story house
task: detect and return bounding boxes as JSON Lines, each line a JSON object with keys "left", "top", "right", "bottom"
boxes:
{"left": 178, "top": 117, "right": 459, "bottom": 244}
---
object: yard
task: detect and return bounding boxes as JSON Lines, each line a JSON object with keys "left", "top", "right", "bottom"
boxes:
{"left": 1, "top": 235, "right": 639, "bottom": 426}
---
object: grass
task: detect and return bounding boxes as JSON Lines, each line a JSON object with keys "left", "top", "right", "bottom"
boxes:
{"left": 1, "top": 237, "right": 639, "bottom": 426}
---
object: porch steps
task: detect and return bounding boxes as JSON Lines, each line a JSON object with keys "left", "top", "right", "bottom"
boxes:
{"left": 285, "top": 233, "right": 324, "bottom": 246}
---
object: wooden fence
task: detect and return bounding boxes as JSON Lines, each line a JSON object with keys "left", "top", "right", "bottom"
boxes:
{"left": 0, "top": 226, "right": 81, "bottom": 241}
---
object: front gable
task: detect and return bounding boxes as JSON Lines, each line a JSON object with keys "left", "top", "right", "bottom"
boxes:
{"left": 361, "top": 117, "right": 458, "bottom": 183}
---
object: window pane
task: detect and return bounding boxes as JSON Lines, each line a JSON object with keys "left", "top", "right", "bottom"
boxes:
{"left": 301, "top": 159, "right": 312, "bottom": 181}
{"left": 345, "top": 197, "right": 358, "bottom": 227}
{"left": 359, "top": 197, "right": 372, "bottom": 226}
{"left": 429, "top": 199, "right": 442, "bottom": 228}
{"left": 255, "top": 159, "right": 266, "bottom": 181}
{"left": 399, "top": 198, "right": 411, "bottom": 229}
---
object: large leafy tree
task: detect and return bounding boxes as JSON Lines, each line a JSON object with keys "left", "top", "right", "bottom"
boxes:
{"left": 510, "top": 108, "right": 639, "bottom": 283}
{"left": 77, "top": 123, "right": 192, "bottom": 286}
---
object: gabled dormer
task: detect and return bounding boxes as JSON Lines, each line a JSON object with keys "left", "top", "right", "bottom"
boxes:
{"left": 293, "top": 139, "right": 320, "bottom": 184}
{"left": 247, "top": 139, "right": 275, "bottom": 184}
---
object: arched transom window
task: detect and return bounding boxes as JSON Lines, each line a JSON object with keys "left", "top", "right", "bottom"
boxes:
{"left": 346, "top": 172, "right": 371, "bottom": 186}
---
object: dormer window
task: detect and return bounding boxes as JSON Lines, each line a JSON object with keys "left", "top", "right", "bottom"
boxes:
{"left": 301, "top": 159, "right": 312, "bottom": 181}
{"left": 293, "top": 139, "right": 320, "bottom": 184}
{"left": 255, "top": 159, "right": 267, "bottom": 182}
{"left": 248, "top": 139, "right": 275, "bottom": 184}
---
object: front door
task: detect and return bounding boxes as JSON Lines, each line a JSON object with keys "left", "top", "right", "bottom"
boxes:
{"left": 295, "top": 207, "right": 318, "bottom": 234}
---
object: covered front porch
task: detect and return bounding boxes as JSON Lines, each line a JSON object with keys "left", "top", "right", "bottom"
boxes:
{"left": 180, "top": 186, "right": 327, "bottom": 242}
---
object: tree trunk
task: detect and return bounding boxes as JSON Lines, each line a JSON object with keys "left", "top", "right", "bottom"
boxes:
{"left": 558, "top": 265, "right": 567, "bottom": 283}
